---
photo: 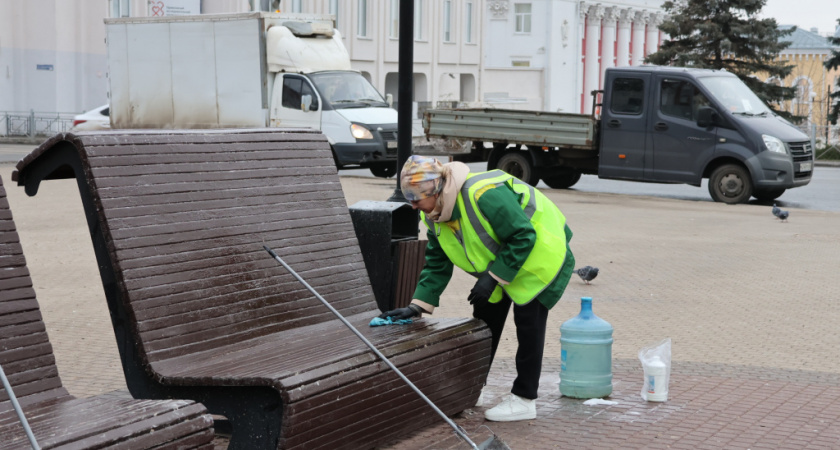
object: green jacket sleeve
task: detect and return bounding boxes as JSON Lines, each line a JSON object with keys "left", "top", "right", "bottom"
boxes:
{"left": 476, "top": 185, "right": 536, "bottom": 283}
{"left": 411, "top": 225, "right": 454, "bottom": 307}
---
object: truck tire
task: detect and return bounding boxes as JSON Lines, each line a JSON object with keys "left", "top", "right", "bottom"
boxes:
{"left": 497, "top": 152, "right": 539, "bottom": 186}
{"left": 542, "top": 169, "right": 582, "bottom": 189}
{"left": 752, "top": 188, "right": 786, "bottom": 202}
{"left": 708, "top": 164, "right": 752, "bottom": 204}
{"left": 370, "top": 163, "right": 397, "bottom": 178}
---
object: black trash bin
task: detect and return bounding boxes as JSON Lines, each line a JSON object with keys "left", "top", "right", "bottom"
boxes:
{"left": 348, "top": 200, "right": 426, "bottom": 312}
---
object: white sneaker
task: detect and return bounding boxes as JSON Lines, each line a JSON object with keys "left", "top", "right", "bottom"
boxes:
{"left": 475, "top": 388, "right": 489, "bottom": 407}
{"left": 484, "top": 394, "right": 536, "bottom": 422}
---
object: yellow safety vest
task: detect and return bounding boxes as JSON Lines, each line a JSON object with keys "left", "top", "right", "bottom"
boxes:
{"left": 424, "top": 170, "right": 568, "bottom": 305}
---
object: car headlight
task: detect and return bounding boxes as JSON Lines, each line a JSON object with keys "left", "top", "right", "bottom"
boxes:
{"left": 351, "top": 124, "right": 373, "bottom": 139}
{"left": 762, "top": 134, "right": 786, "bottom": 154}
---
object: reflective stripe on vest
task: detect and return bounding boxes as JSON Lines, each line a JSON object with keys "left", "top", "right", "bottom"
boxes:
{"left": 425, "top": 170, "right": 568, "bottom": 305}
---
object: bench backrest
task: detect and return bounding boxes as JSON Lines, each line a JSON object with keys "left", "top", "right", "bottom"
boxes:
{"left": 0, "top": 176, "right": 68, "bottom": 412}
{"left": 16, "top": 130, "right": 378, "bottom": 365}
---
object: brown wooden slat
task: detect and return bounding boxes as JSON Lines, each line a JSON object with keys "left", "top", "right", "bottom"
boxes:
{"left": 85, "top": 140, "right": 330, "bottom": 157}
{"left": 94, "top": 168, "right": 338, "bottom": 198}
{"left": 151, "top": 315, "right": 486, "bottom": 389}
{"left": 88, "top": 149, "right": 333, "bottom": 170}
{"left": 394, "top": 239, "right": 427, "bottom": 309}
{"left": 2, "top": 398, "right": 212, "bottom": 450}
{"left": 130, "top": 266, "right": 369, "bottom": 323}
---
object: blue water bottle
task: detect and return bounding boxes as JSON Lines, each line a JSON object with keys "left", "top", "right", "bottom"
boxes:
{"left": 560, "top": 297, "right": 613, "bottom": 398}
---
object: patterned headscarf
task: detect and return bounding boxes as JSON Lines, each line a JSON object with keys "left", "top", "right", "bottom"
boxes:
{"left": 400, "top": 155, "right": 445, "bottom": 201}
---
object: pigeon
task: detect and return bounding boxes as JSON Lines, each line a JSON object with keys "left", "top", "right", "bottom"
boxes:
{"left": 777, "top": 209, "right": 789, "bottom": 222}
{"left": 772, "top": 203, "right": 781, "bottom": 218}
{"left": 575, "top": 266, "right": 599, "bottom": 285}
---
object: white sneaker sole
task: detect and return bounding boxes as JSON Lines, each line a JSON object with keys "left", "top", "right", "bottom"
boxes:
{"left": 484, "top": 410, "right": 536, "bottom": 422}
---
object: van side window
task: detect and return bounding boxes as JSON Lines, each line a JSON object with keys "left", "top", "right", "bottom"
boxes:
{"left": 282, "top": 77, "right": 319, "bottom": 110}
{"left": 610, "top": 78, "right": 644, "bottom": 115}
{"left": 660, "top": 79, "right": 709, "bottom": 121}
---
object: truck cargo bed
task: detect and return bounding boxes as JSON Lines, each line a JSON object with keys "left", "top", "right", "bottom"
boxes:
{"left": 423, "top": 108, "right": 598, "bottom": 151}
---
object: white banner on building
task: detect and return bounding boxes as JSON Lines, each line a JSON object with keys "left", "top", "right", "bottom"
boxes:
{"left": 148, "top": 0, "right": 201, "bottom": 17}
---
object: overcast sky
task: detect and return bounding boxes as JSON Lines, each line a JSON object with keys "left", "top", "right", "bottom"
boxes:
{"left": 760, "top": 0, "right": 840, "bottom": 35}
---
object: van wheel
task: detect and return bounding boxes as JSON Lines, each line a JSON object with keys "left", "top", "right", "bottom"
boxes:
{"left": 753, "top": 188, "right": 786, "bottom": 202}
{"left": 497, "top": 152, "right": 538, "bottom": 186}
{"left": 542, "top": 169, "right": 582, "bottom": 189}
{"left": 370, "top": 163, "right": 397, "bottom": 178}
{"left": 708, "top": 164, "right": 752, "bottom": 204}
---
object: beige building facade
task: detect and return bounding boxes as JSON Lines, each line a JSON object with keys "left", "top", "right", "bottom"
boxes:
{"left": 763, "top": 25, "right": 840, "bottom": 134}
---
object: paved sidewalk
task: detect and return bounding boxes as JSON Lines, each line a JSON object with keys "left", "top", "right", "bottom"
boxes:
{"left": 382, "top": 359, "right": 840, "bottom": 449}
{"left": 3, "top": 164, "right": 840, "bottom": 449}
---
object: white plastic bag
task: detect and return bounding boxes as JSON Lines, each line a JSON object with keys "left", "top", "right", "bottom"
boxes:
{"left": 638, "top": 338, "right": 671, "bottom": 402}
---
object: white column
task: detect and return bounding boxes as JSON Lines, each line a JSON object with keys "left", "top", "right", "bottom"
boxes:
{"left": 616, "top": 9, "right": 633, "bottom": 67}
{"left": 583, "top": 4, "right": 604, "bottom": 114}
{"left": 600, "top": 7, "right": 619, "bottom": 84}
{"left": 646, "top": 13, "right": 663, "bottom": 58}
{"left": 544, "top": 0, "right": 566, "bottom": 111}
{"left": 576, "top": 2, "right": 588, "bottom": 113}
{"left": 631, "top": 11, "right": 649, "bottom": 66}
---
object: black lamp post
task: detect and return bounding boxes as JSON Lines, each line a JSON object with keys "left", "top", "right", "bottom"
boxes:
{"left": 387, "top": 0, "right": 414, "bottom": 203}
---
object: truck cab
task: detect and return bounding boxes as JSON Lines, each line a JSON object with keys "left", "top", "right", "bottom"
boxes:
{"left": 599, "top": 66, "right": 813, "bottom": 203}
{"left": 266, "top": 22, "right": 399, "bottom": 177}
{"left": 269, "top": 70, "right": 398, "bottom": 177}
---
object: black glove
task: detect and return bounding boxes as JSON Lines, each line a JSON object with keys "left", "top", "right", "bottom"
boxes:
{"left": 378, "top": 303, "right": 424, "bottom": 320}
{"left": 468, "top": 273, "right": 499, "bottom": 305}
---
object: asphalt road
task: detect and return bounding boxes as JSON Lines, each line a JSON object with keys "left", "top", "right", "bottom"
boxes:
{"left": 345, "top": 160, "right": 840, "bottom": 212}
{"left": 4, "top": 142, "right": 836, "bottom": 212}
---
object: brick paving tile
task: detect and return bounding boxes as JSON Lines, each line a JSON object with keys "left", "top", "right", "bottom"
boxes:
{"left": 670, "top": 442, "right": 703, "bottom": 450}
{"left": 741, "top": 445, "right": 773, "bottom": 450}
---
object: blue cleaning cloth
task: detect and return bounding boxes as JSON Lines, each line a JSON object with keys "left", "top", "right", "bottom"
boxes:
{"left": 369, "top": 317, "right": 413, "bottom": 327}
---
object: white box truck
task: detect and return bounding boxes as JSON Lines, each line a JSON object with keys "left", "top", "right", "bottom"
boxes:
{"left": 106, "top": 12, "right": 400, "bottom": 177}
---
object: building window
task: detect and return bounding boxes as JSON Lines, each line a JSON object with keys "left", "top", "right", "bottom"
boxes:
{"left": 329, "top": 0, "right": 340, "bottom": 29}
{"left": 465, "top": 1, "right": 474, "bottom": 43}
{"left": 390, "top": 0, "right": 399, "bottom": 38}
{"left": 357, "top": 0, "right": 368, "bottom": 37}
{"left": 443, "top": 0, "right": 452, "bottom": 42}
{"left": 290, "top": 0, "right": 302, "bottom": 13}
{"left": 512, "top": 60, "right": 530, "bottom": 67}
{"left": 414, "top": 0, "right": 425, "bottom": 40}
{"left": 112, "top": 0, "right": 130, "bottom": 18}
{"left": 515, "top": 3, "right": 531, "bottom": 33}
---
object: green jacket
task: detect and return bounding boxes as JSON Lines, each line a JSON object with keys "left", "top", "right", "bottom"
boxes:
{"left": 413, "top": 179, "right": 575, "bottom": 310}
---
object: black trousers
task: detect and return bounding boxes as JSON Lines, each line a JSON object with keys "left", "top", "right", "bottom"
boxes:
{"left": 472, "top": 294, "right": 549, "bottom": 400}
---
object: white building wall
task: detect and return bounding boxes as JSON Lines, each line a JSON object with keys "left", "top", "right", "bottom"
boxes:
{"left": 481, "top": 0, "right": 665, "bottom": 113}
{"left": 0, "top": 0, "right": 109, "bottom": 113}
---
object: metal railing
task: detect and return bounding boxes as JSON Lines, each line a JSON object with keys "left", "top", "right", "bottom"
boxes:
{"left": 795, "top": 124, "right": 840, "bottom": 161}
{"left": 1, "top": 110, "right": 77, "bottom": 138}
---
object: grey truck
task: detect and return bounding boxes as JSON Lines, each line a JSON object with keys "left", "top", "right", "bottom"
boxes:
{"left": 423, "top": 66, "right": 813, "bottom": 204}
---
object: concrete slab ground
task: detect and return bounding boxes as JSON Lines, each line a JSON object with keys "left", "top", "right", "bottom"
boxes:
{"left": 2, "top": 163, "right": 839, "bottom": 449}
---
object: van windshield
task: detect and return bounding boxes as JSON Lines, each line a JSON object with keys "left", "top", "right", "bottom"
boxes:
{"left": 309, "top": 72, "right": 388, "bottom": 109}
{"left": 698, "top": 76, "right": 771, "bottom": 116}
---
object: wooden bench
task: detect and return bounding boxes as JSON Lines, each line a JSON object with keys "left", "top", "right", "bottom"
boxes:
{"left": 12, "top": 129, "right": 493, "bottom": 450}
{"left": 0, "top": 175, "right": 215, "bottom": 449}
